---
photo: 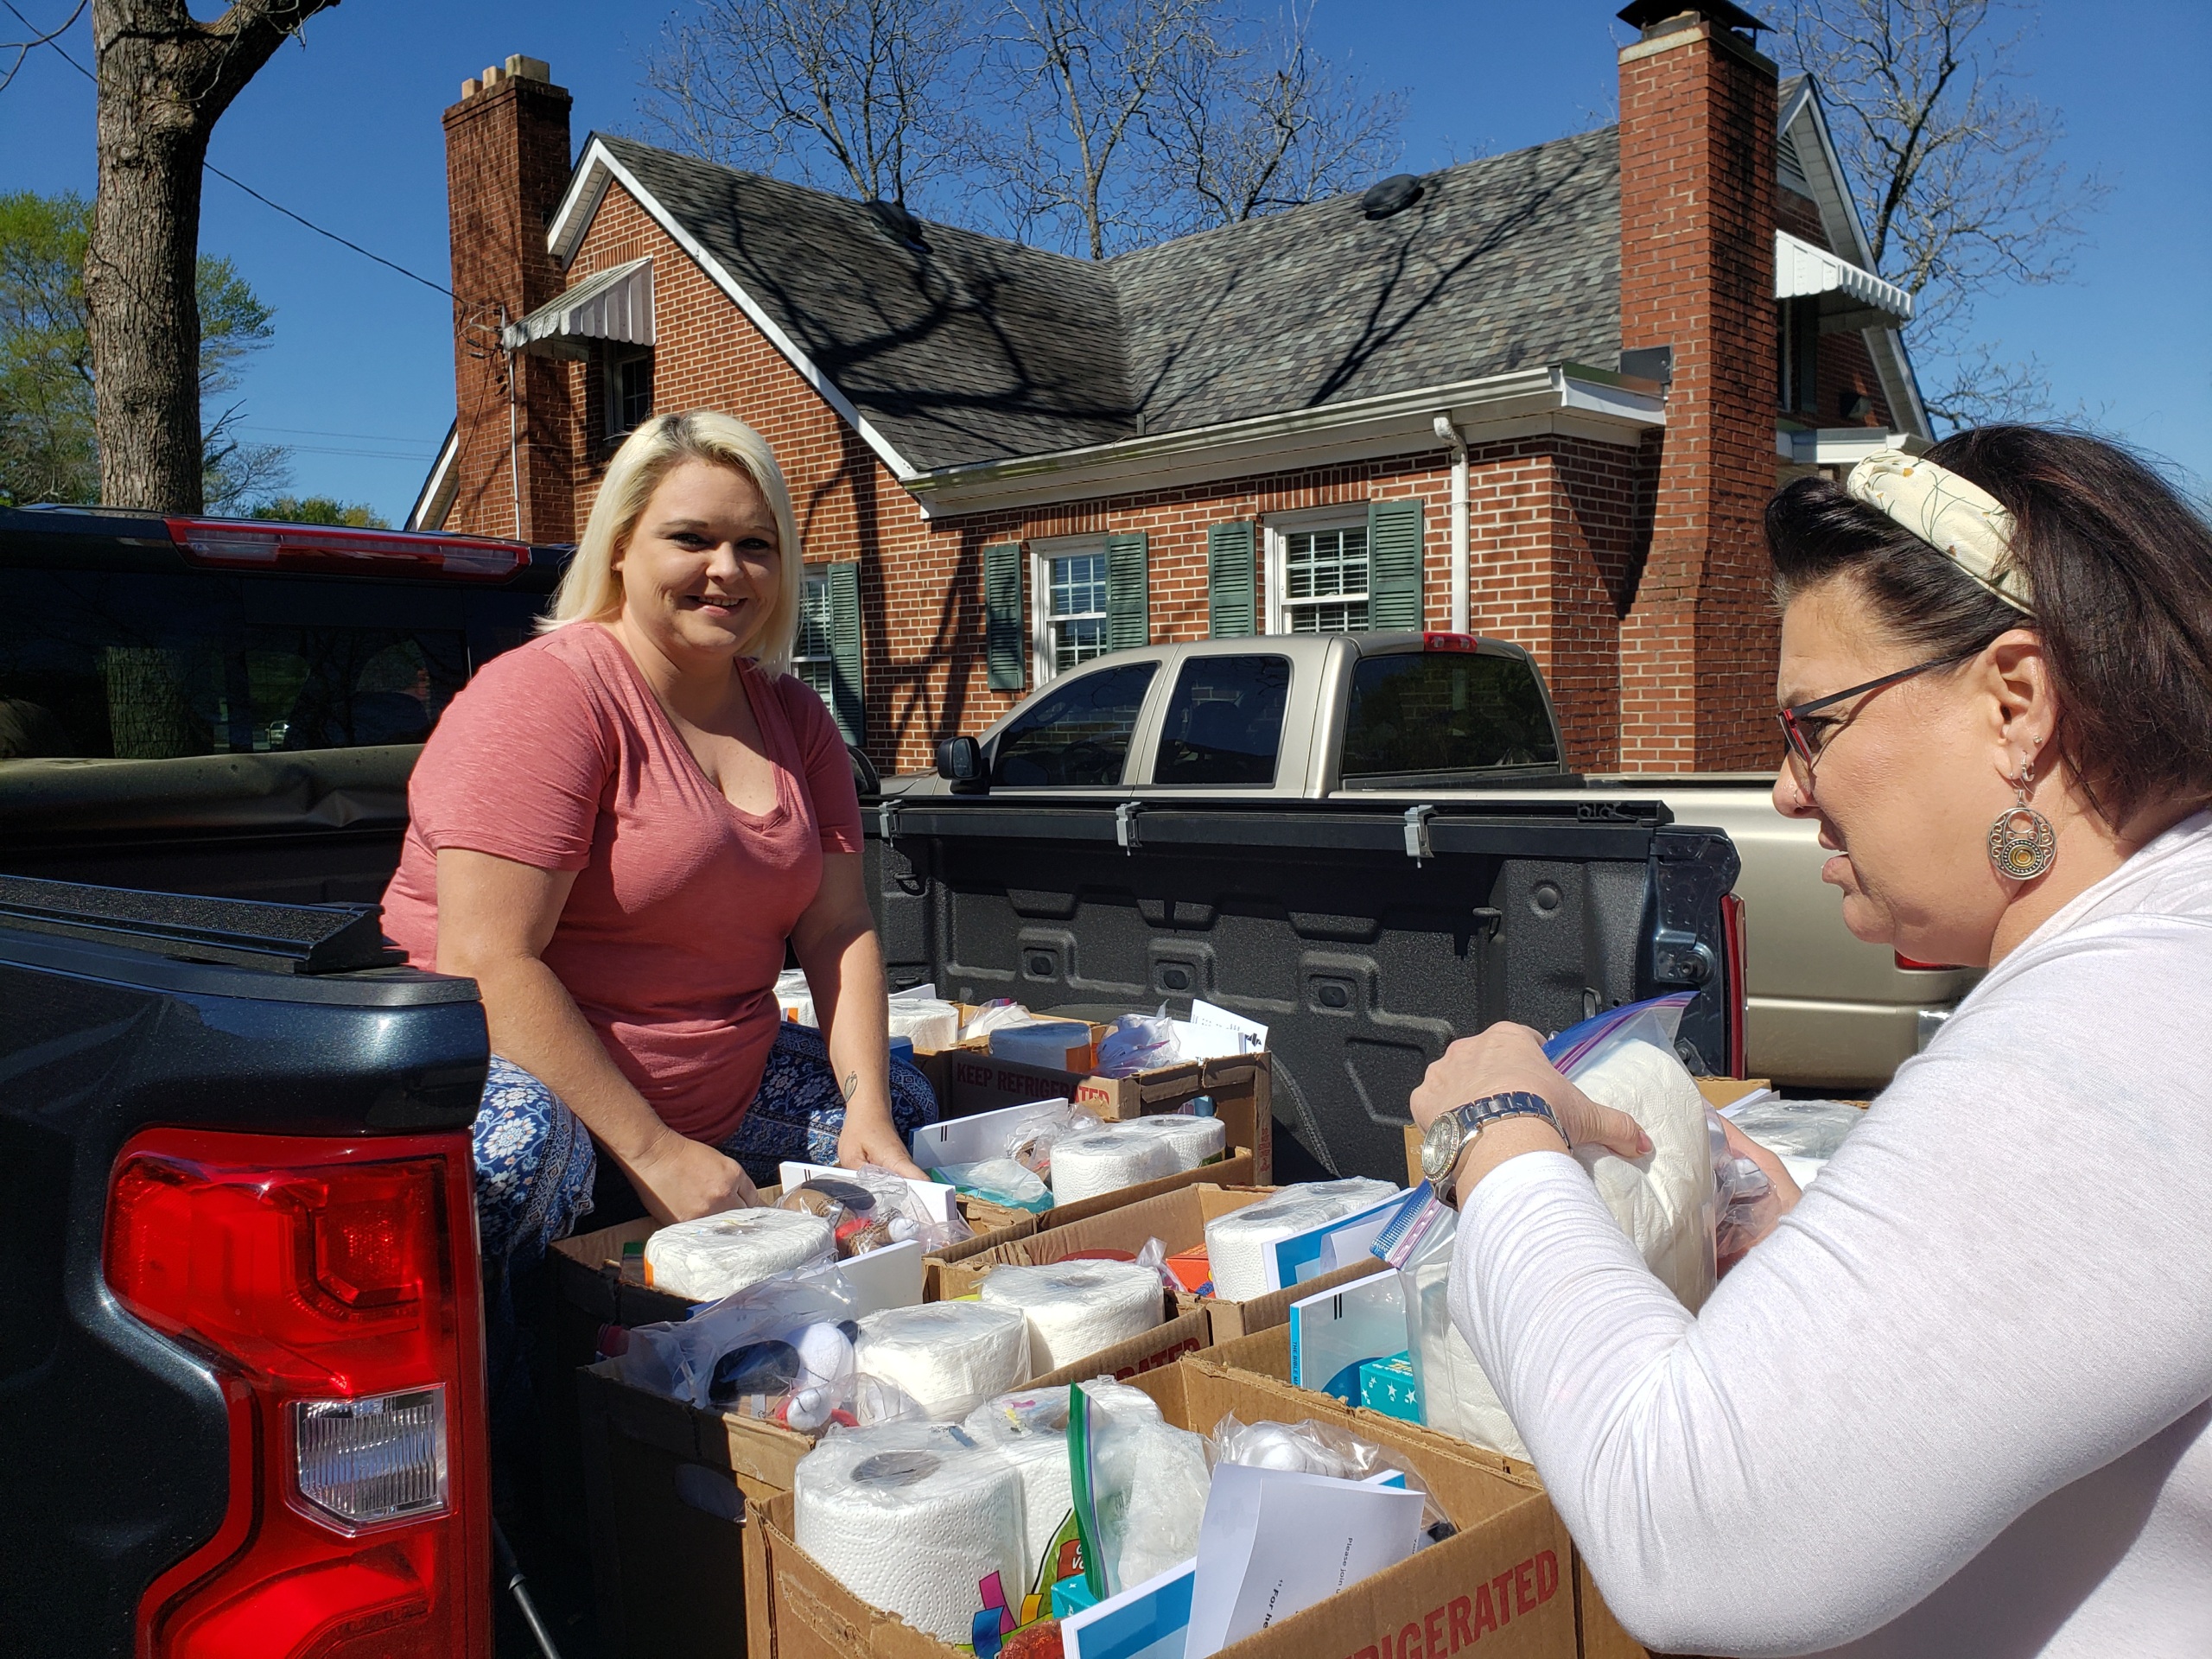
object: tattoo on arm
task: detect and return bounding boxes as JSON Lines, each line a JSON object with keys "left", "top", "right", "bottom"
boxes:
{"left": 840, "top": 1071, "right": 858, "bottom": 1103}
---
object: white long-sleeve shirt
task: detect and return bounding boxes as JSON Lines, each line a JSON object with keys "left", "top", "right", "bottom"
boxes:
{"left": 1452, "top": 810, "right": 2212, "bottom": 1657}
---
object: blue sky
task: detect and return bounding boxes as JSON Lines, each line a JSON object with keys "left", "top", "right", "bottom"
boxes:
{"left": 3, "top": 1, "right": 2205, "bottom": 521}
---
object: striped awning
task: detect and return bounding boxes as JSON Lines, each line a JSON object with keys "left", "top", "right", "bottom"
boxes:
{"left": 1773, "top": 232, "right": 1913, "bottom": 327}
{"left": 501, "top": 257, "right": 654, "bottom": 357}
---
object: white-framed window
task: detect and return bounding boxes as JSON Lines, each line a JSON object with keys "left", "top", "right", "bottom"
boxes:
{"left": 1265, "top": 512, "right": 1370, "bottom": 634}
{"left": 793, "top": 569, "right": 836, "bottom": 704}
{"left": 1031, "top": 536, "right": 1109, "bottom": 683}
{"left": 607, "top": 345, "right": 654, "bottom": 435}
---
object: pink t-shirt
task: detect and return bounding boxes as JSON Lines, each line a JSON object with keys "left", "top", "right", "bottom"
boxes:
{"left": 380, "top": 622, "right": 863, "bottom": 1144}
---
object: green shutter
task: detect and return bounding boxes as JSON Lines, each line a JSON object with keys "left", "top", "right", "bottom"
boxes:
{"left": 1207, "top": 520, "right": 1256, "bottom": 638}
{"left": 1366, "top": 498, "right": 1425, "bottom": 632}
{"left": 826, "top": 560, "right": 865, "bottom": 743}
{"left": 1106, "top": 531, "right": 1149, "bottom": 652}
{"left": 983, "top": 542, "right": 1025, "bottom": 690}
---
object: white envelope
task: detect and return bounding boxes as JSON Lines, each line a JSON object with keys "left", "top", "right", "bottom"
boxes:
{"left": 773, "top": 1160, "right": 960, "bottom": 1226}
{"left": 906, "top": 1096, "right": 1072, "bottom": 1171}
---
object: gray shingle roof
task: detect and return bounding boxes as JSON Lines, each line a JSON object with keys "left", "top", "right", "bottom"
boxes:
{"left": 592, "top": 127, "right": 1621, "bottom": 474}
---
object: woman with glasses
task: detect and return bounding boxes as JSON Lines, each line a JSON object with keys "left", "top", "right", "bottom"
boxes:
{"left": 1409, "top": 426, "right": 2212, "bottom": 1656}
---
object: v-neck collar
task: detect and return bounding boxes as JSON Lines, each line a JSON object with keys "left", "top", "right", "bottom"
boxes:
{"left": 590, "top": 623, "right": 793, "bottom": 828}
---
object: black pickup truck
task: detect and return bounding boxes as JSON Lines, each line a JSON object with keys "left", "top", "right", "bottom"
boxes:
{"left": 0, "top": 506, "right": 1743, "bottom": 1652}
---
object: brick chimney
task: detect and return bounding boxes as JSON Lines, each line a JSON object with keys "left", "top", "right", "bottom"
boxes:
{"left": 443, "top": 54, "right": 574, "bottom": 543}
{"left": 1613, "top": 3, "right": 1779, "bottom": 772}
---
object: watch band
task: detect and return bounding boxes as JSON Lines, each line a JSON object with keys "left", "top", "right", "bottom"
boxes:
{"left": 1421, "top": 1090, "right": 1567, "bottom": 1198}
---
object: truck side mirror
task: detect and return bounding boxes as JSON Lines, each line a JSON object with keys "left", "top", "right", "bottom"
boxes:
{"left": 935, "top": 735, "right": 985, "bottom": 785}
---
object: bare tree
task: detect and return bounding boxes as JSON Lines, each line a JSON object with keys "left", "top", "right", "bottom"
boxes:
{"left": 85, "top": 0, "right": 338, "bottom": 512}
{"left": 989, "top": 0, "right": 1211, "bottom": 260}
{"left": 1141, "top": 1, "right": 1404, "bottom": 234}
{"left": 640, "top": 0, "right": 978, "bottom": 207}
{"left": 1780, "top": 0, "right": 2108, "bottom": 429}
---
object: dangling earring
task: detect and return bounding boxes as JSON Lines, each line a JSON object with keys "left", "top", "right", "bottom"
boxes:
{"left": 1987, "top": 757, "right": 2057, "bottom": 880}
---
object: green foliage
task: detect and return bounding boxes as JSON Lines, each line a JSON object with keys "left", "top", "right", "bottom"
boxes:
{"left": 0, "top": 191, "right": 288, "bottom": 510}
{"left": 0, "top": 190, "right": 96, "bottom": 505}
{"left": 250, "top": 494, "right": 389, "bottom": 528}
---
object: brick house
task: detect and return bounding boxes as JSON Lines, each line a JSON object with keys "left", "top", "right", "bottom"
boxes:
{"left": 410, "top": 2, "right": 1927, "bottom": 776}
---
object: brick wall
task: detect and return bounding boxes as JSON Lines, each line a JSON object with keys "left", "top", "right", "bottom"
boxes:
{"left": 1615, "top": 20, "right": 1781, "bottom": 772}
{"left": 1777, "top": 186, "right": 1894, "bottom": 429}
{"left": 442, "top": 67, "right": 575, "bottom": 543}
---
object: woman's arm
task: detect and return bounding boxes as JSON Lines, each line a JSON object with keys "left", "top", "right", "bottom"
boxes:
{"left": 791, "top": 851, "right": 928, "bottom": 1180}
{"left": 436, "top": 847, "right": 759, "bottom": 1223}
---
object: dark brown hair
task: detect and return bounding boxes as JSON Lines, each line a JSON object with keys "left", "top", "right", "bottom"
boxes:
{"left": 1766, "top": 425, "right": 2212, "bottom": 828}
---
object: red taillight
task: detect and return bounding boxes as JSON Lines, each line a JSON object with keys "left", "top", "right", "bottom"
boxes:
{"left": 1422, "top": 632, "right": 1481, "bottom": 652}
{"left": 1894, "top": 951, "right": 1966, "bottom": 970}
{"left": 107, "top": 1129, "right": 489, "bottom": 1659}
{"left": 166, "top": 518, "right": 526, "bottom": 581}
{"left": 1720, "top": 892, "right": 1749, "bottom": 1079}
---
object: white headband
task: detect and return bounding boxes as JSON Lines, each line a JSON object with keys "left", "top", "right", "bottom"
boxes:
{"left": 1843, "top": 448, "right": 2035, "bottom": 615}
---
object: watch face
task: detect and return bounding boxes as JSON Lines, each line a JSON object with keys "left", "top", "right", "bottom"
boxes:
{"left": 1420, "top": 1113, "right": 1460, "bottom": 1180}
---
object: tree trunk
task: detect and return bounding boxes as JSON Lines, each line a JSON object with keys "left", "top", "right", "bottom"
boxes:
{"left": 86, "top": 24, "right": 209, "bottom": 512}
{"left": 83, "top": 0, "right": 341, "bottom": 512}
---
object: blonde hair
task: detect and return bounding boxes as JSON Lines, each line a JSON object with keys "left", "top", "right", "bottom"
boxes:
{"left": 543, "top": 410, "right": 804, "bottom": 677}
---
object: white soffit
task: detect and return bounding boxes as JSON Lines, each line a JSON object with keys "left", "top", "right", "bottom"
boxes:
{"left": 1774, "top": 231, "right": 1914, "bottom": 325}
{"left": 502, "top": 257, "right": 655, "bottom": 356}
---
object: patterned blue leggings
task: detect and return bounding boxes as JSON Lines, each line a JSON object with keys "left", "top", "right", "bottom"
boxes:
{"left": 471, "top": 1020, "right": 941, "bottom": 1273}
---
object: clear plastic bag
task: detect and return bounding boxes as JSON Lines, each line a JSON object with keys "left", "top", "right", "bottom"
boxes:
{"left": 936, "top": 1155, "right": 1053, "bottom": 1212}
{"left": 960, "top": 999, "right": 1039, "bottom": 1040}
{"left": 607, "top": 1262, "right": 862, "bottom": 1421}
{"left": 1711, "top": 1109, "right": 1781, "bottom": 1270}
{"left": 777, "top": 1166, "right": 974, "bottom": 1258}
{"left": 1205, "top": 1412, "right": 1453, "bottom": 1544}
{"left": 853, "top": 1300, "right": 1032, "bottom": 1422}
{"left": 1725, "top": 1096, "right": 1867, "bottom": 1165}
{"left": 1069, "top": 1380, "right": 1210, "bottom": 1596}
{"left": 1096, "top": 1008, "right": 1182, "bottom": 1077}
{"left": 643, "top": 1205, "right": 838, "bottom": 1301}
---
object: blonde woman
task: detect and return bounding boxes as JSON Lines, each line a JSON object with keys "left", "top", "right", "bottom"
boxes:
{"left": 382, "top": 411, "right": 934, "bottom": 1299}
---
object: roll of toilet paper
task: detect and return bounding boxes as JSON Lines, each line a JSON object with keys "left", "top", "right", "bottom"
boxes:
{"left": 1202, "top": 1178, "right": 1399, "bottom": 1303}
{"left": 979, "top": 1259, "right": 1164, "bottom": 1372}
{"left": 1121, "top": 1112, "right": 1226, "bottom": 1171}
{"left": 643, "top": 1206, "right": 836, "bottom": 1303}
{"left": 960, "top": 1396, "right": 1074, "bottom": 1577}
{"left": 854, "top": 1301, "right": 1030, "bottom": 1421}
{"left": 794, "top": 1426, "right": 1027, "bottom": 1643}
{"left": 1048, "top": 1124, "right": 1182, "bottom": 1204}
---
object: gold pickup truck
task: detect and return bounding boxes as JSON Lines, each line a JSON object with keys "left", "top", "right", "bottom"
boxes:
{"left": 890, "top": 632, "right": 1974, "bottom": 1091}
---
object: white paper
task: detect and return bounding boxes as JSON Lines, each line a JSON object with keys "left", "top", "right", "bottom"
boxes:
{"left": 839, "top": 1239, "right": 925, "bottom": 1315}
{"left": 1181, "top": 1464, "right": 1423, "bottom": 1658}
{"left": 906, "top": 1096, "right": 1072, "bottom": 1171}
{"left": 774, "top": 1161, "right": 960, "bottom": 1226}
{"left": 889, "top": 982, "right": 939, "bottom": 1002}
{"left": 1287, "top": 1268, "right": 1411, "bottom": 1403}
{"left": 1187, "top": 1000, "right": 1268, "bottom": 1053}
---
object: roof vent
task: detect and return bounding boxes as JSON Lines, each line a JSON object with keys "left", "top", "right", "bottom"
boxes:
{"left": 865, "top": 199, "right": 927, "bottom": 251}
{"left": 1361, "top": 174, "right": 1425, "bottom": 220}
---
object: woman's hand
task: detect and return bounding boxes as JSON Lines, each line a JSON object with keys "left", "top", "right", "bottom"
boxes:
{"left": 837, "top": 1109, "right": 930, "bottom": 1183}
{"left": 625, "top": 1130, "right": 760, "bottom": 1224}
{"left": 1410, "top": 1023, "right": 1649, "bottom": 1196}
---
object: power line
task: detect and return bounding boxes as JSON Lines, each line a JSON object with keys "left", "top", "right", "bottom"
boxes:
{"left": 3, "top": 0, "right": 455, "bottom": 301}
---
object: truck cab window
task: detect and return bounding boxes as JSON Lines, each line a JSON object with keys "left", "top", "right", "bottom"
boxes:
{"left": 0, "top": 569, "right": 466, "bottom": 760}
{"left": 1340, "top": 652, "right": 1559, "bottom": 782}
{"left": 991, "top": 660, "right": 1156, "bottom": 786}
{"left": 1154, "top": 655, "right": 1291, "bottom": 786}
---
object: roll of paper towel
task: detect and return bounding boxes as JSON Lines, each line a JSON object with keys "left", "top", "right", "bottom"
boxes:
{"left": 794, "top": 1426, "right": 1027, "bottom": 1643}
{"left": 887, "top": 997, "right": 961, "bottom": 1053}
{"left": 1121, "top": 1112, "right": 1225, "bottom": 1170}
{"left": 979, "top": 1259, "right": 1164, "bottom": 1371}
{"left": 1203, "top": 1179, "right": 1398, "bottom": 1302}
{"left": 962, "top": 1380, "right": 1166, "bottom": 1578}
{"left": 1413, "top": 1036, "right": 1715, "bottom": 1459}
{"left": 854, "top": 1300, "right": 1030, "bottom": 1421}
{"left": 1047, "top": 1124, "right": 1182, "bottom": 1204}
{"left": 643, "top": 1206, "right": 836, "bottom": 1302}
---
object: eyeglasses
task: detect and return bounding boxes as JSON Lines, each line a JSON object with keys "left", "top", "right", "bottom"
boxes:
{"left": 1777, "top": 654, "right": 1966, "bottom": 791}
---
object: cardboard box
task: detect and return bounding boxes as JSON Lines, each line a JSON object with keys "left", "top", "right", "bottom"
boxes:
{"left": 938, "top": 1182, "right": 1384, "bottom": 1345}
{"left": 1188, "top": 1309, "right": 1659, "bottom": 1659}
{"left": 575, "top": 1304, "right": 1214, "bottom": 1659}
{"left": 941, "top": 1046, "right": 1274, "bottom": 1183}
{"left": 758, "top": 1352, "right": 1578, "bottom": 1659}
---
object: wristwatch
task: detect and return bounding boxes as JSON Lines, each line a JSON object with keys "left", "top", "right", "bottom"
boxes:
{"left": 1420, "top": 1091, "right": 1567, "bottom": 1198}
